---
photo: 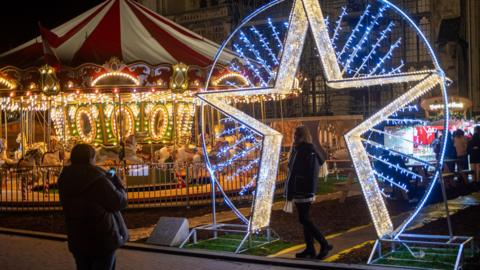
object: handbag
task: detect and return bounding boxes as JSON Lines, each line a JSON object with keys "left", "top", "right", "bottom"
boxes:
{"left": 112, "top": 211, "right": 129, "bottom": 246}
{"left": 283, "top": 200, "right": 293, "bottom": 213}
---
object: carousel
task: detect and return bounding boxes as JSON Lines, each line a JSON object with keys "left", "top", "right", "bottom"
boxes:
{"left": 0, "top": 0, "right": 235, "bottom": 166}
{"left": 0, "top": 0, "right": 298, "bottom": 207}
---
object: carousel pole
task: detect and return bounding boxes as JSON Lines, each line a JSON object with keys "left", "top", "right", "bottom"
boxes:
{"left": 20, "top": 98, "right": 25, "bottom": 157}
{"left": 28, "top": 109, "right": 33, "bottom": 146}
{"left": 47, "top": 97, "right": 52, "bottom": 151}
{"left": 172, "top": 100, "right": 176, "bottom": 148}
{"left": 31, "top": 109, "right": 35, "bottom": 144}
{"left": 260, "top": 99, "right": 266, "bottom": 123}
{"left": 43, "top": 109, "right": 46, "bottom": 147}
{"left": 194, "top": 105, "right": 199, "bottom": 146}
{"left": 118, "top": 91, "right": 127, "bottom": 179}
{"left": 0, "top": 107, "right": 2, "bottom": 142}
{"left": 61, "top": 93, "right": 67, "bottom": 163}
{"left": 4, "top": 108, "right": 7, "bottom": 151}
{"left": 279, "top": 99, "right": 285, "bottom": 153}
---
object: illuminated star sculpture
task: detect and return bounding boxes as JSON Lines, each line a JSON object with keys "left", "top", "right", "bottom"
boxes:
{"left": 199, "top": 0, "right": 447, "bottom": 237}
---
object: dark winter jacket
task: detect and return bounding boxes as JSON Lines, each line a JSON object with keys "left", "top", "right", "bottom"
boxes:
{"left": 58, "top": 164, "right": 128, "bottom": 256}
{"left": 468, "top": 134, "right": 480, "bottom": 163}
{"left": 285, "top": 142, "right": 325, "bottom": 200}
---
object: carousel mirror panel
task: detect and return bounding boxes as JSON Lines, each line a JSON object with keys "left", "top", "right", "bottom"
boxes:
{"left": 75, "top": 107, "right": 97, "bottom": 144}
{"left": 111, "top": 106, "right": 134, "bottom": 139}
{"left": 149, "top": 105, "right": 169, "bottom": 140}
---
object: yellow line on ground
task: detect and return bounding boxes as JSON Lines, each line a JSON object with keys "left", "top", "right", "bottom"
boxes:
{"left": 268, "top": 223, "right": 372, "bottom": 258}
{"left": 345, "top": 223, "right": 371, "bottom": 233}
{"left": 267, "top": 244, "right": 305, "bottom": 258}
{"left": 323, "top": 240, "right": 375, "bottom": 263}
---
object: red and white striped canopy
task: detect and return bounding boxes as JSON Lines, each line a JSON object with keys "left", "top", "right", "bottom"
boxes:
{"left": 0, "top": 0, "right": 230, "bottom": 68}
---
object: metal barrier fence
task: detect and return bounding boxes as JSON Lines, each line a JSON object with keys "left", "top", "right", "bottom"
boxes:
{"left": 0, "top": 160, "right": 288, "bottom": 212}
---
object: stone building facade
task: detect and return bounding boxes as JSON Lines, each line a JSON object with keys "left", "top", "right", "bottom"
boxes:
{"left": 138, "top": 0, "right": 479, "bottom": 118}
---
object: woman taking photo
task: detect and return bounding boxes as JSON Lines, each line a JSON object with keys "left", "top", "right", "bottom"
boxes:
{"left": 285, "top": 126, "right": 332, "bottom": 260}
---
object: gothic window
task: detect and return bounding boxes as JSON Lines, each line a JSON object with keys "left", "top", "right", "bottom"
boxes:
{"left": 314, "top": 75, "right": 327, "bottom": 114}
{"left": 417, "top": 0, "right": 430, "bottom": 13}
{"left": 419, "top": 17, "right": 431, "bottom": 62}
{"left": 406, "top": 28, "right": 417, "bottom": 62}
{"left": 405, "top": 0, "right": 417, "bottom": 13}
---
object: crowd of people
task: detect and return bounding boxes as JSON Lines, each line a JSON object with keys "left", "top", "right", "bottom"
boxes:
{"left": 433, "top": 126, "right": 480, "bottom": 180}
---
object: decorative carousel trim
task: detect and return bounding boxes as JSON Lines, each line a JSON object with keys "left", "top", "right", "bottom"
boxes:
{"left": 75, "top": 106, "right": 97, "bottom": 143}
{"left": 91, "top": 71, "right": 140, "bottom": 87}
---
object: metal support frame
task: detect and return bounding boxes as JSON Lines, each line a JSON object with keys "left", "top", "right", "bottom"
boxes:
{"left": 368, "top": 234, "right": 476, "bottom": 270}
{"left": 179, "top": 223, "right": 279, "bottom": 254}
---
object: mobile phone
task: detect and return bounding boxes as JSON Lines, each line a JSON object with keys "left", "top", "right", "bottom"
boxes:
{"left": 108, "top": 168, "right": 116, "bottom": 177}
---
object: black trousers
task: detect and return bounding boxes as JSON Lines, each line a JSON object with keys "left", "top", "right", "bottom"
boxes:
{"left": 73, "top": 252, "right": 116, "bottom": 270}
{"left": 295, "top": 202, "right": 328, "bottom": 252}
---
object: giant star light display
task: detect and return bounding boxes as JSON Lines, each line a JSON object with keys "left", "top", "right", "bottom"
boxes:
{"left": 199, "top": 0, "right": 448, "bottom": 237}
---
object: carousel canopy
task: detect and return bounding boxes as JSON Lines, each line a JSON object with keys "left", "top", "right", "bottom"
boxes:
{"left": 0, "top": 0, "right": 230, "bottom": 68}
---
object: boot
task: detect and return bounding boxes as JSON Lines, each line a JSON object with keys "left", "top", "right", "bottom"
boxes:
{"left": 295, "top": 248, "right": 316, "bottom": 259}
{"left": 316, "top": 244, "right": 333, "bottom": 260}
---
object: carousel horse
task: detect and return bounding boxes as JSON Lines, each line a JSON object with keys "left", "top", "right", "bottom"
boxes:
{"left": 192, "top": 148, "right": 205, "bottom": 164}
{"left": 174, "top": 145, "right": 196, "bottom": 164}
{"left": 1, "top": 154, "right": 19, "bottom": 168}
{"left": 330, "top": 148, "right": 349, "bottom": 160}
{"left": 95, "top": 135, "right": 144, "bottom": 165}
{"left": 16, "top": 147, "right": 50, "bottom": 198}
{"left": 154, "top": 146, "right": 175, "bottom": 164}
{"left": 42, "top": 150, "right": 66, "bottom": 166}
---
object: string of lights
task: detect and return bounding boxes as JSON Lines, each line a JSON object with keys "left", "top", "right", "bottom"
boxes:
{"left": 250, "top": 26, "right": 279, "bottom": 66}
{"left": 341, "top": 5, "right": 388, "bottom": 75}
{"left": 353, "top": 21, "right": 395, "bottom": 77}
{"left": 337, "top": 4, "right": 371, "bottom": 59}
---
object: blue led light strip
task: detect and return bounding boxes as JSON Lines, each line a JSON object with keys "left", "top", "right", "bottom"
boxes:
{"left": 385, "top": 118, "right": 427, "bottom": 125}
{"left": 353, "top": 21, "right": 395, "bottom": 77}
{"left": 368, "top": 38, "right": 402, "bottom": 76}
{"left": 331, "top": 6, "right": 348, "bottom": 48}
{"left": 337, "top": 4, "right": 371, "bottom": 59}
{"left": 214, "top": 143, "right": 261, "bottom": 171}
{"left": 379, "top": 0, "right": 449, "bottom": 238}
{"left": 362, "top": 138, "right": 434, "bottom": 168}
{"left": 268, "top": 18, "right": 284, "bottom": 51}
{"left": 342, "top": 5, "right": 388, "bottom": 75}
{"left": 368, "top": 128, "right": 420, "bottom": 146}
{"left": 368, "top": 154, "right": 423, "bottom": 180}
{"left": 239, "top": 31, "right": 273, "bottom": 74}
{"left": 233, "top": 43, "right": 269, "bottom": 86}
{"left": 250, "top": 26, "right": 280, "bottom": 66}
{"left": 373, "top": 171, "right": 409, "bottom": 192}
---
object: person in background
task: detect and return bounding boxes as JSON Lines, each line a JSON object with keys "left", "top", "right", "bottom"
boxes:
{"left": 467, "top": 126, "right": 480, "bottom": 183}
{"left": 432, "top": 130, "right": 443, "bottom": 162}
{"left": 453, "top": 129, "right": 468, "bottom": 170}
{"left": 58, "top": 144, "right": 128, "bottom": 270}
{"left": 285, "top": 126, "right": 332, "bottom": 260}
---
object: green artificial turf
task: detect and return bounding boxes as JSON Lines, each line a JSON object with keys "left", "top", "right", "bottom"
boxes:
{"left": 316, "top": 176, "right": 350, "bottom": 195}
{"left": 184, "top": 233, "right": 295, "bottom": 256}
{"left": 373, "top": 247, "right": 466, "bottom": 270}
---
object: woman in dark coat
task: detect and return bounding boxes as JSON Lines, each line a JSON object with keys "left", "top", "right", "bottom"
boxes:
{"left": 468, "top": 126, "right": 480, "bottom": 183}
{"left": 285, "top": 126, "right": 332, "bottom": 259}
{"left": 58, "top": 144, "right": 128, "bottom": 270}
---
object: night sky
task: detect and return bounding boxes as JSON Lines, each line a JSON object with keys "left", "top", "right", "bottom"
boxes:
{"left": 0, "top": 0, "right": 103, "bottom": 53}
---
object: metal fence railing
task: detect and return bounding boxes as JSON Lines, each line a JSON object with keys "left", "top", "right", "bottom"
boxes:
{"left": 0, "top": 160, "right": 288, "bottom": 212}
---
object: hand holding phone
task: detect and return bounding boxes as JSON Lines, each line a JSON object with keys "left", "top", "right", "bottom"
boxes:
{"left": 108, "top": 167, "right": 116, "bottom": 177}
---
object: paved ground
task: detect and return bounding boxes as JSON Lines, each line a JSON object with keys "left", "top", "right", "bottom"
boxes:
{"left": 129, "top": 190, "right": 360, "bottom": 241}
{"left": 0, "top": 233, "right": 301, "bottom": 270}
{"left": 273, "top": 191, "right": 480, "bottom": 261}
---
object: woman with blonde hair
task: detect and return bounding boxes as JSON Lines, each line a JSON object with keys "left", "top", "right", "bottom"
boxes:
{"left": 285, "top": 126, "right": 332, "bottom": 259}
